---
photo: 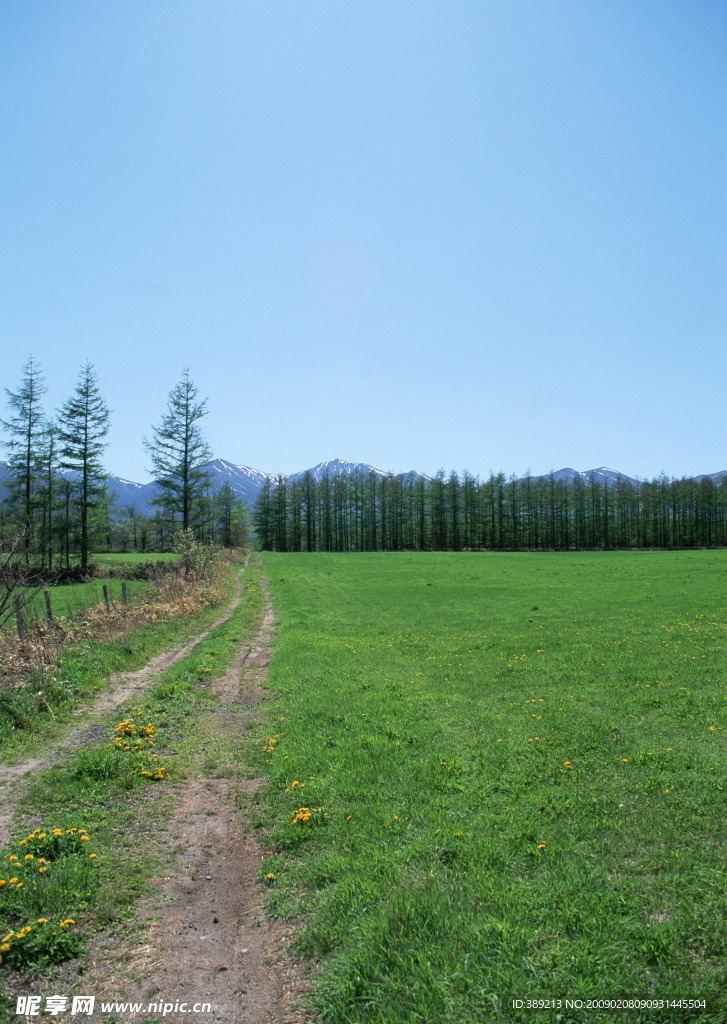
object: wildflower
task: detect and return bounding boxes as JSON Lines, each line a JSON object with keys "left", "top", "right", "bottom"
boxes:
{"left": 267, "top": 873, "right": 275, "bottom": 879}
{"left": 36, "top": 919, "right": 48, "bottom": 924}
{"left": 537, "top": 842, "right": 546, "bottom": 849}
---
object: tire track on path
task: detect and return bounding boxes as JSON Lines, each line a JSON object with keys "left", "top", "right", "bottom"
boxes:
{"left": 0, "top": 558, "right": 250, "bottom": 847}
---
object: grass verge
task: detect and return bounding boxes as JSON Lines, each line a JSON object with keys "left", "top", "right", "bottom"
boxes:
{"left": 0, "top": 555, "right": 241, "bottom": 754}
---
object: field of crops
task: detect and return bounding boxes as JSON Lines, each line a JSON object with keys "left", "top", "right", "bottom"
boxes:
{"left": 257, "top": 551, "right": 727, "bottom": 1023}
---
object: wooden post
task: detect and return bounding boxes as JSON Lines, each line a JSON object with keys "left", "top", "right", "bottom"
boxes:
{"left": 121, "top": 581, "right": 127, "bottom": 606}
{"left": 103, "top": 584, "right": 110, "bottom": 613}
{"left": 14, "top": 595, "right": 24, "bottom": 640}
{"left": 44, "top": 590, "right": 53, "bottom": 628}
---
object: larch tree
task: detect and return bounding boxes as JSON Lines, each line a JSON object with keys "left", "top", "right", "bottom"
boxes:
{"left": 144, "top": 370, "right": 212, "bottom": 534}
{"left": 2, "top": 356, "right": 47, "bottom": 566}
{"left": 57, "top": 362, "right": 111, "bottom": 570}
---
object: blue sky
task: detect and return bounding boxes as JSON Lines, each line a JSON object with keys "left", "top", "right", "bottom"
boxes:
{"left": 2, "top": 1, "right": 725, "bottom": 483}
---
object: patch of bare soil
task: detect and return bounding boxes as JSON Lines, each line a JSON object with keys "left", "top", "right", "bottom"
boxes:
{"left": 81, "top": 565, "right": 311, "bottom": 1023}
{"left": 0, "top": 563, "right": 249, "bottom": 849}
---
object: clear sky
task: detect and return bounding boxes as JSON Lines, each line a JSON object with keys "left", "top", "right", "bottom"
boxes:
{"left": 2, "top": 1, "right": 725, "bottom": 483}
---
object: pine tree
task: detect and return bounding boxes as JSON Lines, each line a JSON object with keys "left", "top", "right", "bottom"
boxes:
{"left": 2, "top": 356, "right": 47, "bottom": 566}
{"left": 35, "top": 419, "right": 59, "bottom": 568}
{"left": 144, "top": 370, "right": 213, "bottom": 534}
{"left": 58, "top": 362, "right": 111, "bottom": 570}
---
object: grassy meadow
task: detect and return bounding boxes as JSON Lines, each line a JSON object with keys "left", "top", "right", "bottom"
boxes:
{"left": 254, "top": 551, "right": 727, "bottom": 1023}
{"left": 19, "top": 552, "right": 179, "bottom": 623}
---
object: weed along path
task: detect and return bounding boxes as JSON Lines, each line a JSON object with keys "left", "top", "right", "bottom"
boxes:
{"left": 0, "top": 560, "right": 251, "bottom": 849}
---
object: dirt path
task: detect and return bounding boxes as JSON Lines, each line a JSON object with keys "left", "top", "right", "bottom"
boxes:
{"left": 0, "top": 560, "right": 250, "bottom": 848}
{"left": 83, "top": 562, "right": 311, "bottom": 1023}
{"left": 2, "top": 559, "right": 310, "bottom": 1022}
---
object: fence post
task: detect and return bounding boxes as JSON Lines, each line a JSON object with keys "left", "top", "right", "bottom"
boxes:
{"left": 103, "top": 584, "right": 110, "bottom": 613}
{"left": 122, "top": 581, "right": 127, "bottom": 606}
{"left": 14, "top": 595, "right": 24, "bottom": 640}
{"left": 44, "top": 590, "right": 53, "bottom": 628}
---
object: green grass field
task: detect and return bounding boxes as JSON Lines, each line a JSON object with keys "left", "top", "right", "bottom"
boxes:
{"left": 89, "top": 552, "right": 179, "bottom": 564}
{"left": 255, "top": 551, "right": 727, "bottom": 1024}
{"left": 20, "top": 553, "right": 178, "bottom": 621}
{"left": 23, "top": 579, "right": 151, "bottom": 621}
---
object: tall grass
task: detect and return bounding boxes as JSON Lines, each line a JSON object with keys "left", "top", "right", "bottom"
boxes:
{"left": 255, "top": 551, "right": 727, "bottom": 1024}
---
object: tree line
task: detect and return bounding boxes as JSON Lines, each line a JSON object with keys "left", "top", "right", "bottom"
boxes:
{"left": 253, "top": 467, "right": 727, "bottom": 552}
{"left": 1, "top": 359, "right": 248, "bottom": 569}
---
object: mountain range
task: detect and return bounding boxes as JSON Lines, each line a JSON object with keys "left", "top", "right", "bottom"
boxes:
{"left": 1, "top": 459, "right": 725, "bottom": 518}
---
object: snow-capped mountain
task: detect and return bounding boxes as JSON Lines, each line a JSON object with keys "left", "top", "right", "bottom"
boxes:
{"left": 205, "top": 459, "right": 270, "bottom": 505}
{"left": 288, "top": 459, "right": 430, "bottom": 485}
{"left": 548, "top": 467, "right": 639, "bottom": 488}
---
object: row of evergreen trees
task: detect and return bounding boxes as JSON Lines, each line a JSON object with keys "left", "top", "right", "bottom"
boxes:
{"left": 253, "top": 468, "right": 727, "bottom": 552}
{"left": 1, "top": 359, "right": 248, "bottom": 568}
